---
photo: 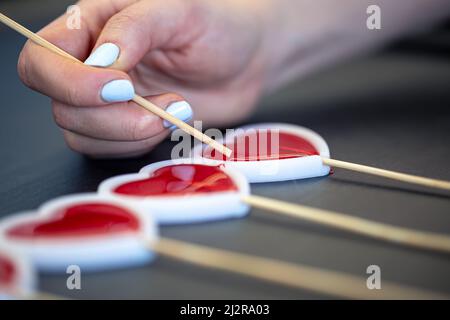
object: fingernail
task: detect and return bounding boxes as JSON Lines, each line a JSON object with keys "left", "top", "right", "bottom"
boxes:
{"left": 84, "top": 43, "right": 120, "bottom": 67}
{"left": 101, "top": 80, "right": 135, "bottom": 102}
{"left": 163, "top": 101, "right": 193, "bottom": 129}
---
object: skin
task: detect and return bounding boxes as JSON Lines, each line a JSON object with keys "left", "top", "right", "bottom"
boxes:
{"left": 17, "top": 0, "right": 450, "bottom": 158}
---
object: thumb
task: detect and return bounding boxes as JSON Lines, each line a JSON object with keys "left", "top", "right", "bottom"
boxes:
{"left": 84, "top": 0, "right": 194, "bottom": 71}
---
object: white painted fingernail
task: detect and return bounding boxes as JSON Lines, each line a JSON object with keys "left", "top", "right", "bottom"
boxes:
{"left": 101, "top": 80, "right": 134, "bottom": 102}
{"left": 163, "top": 101, "right": 193, "bottom": 129}
{"left": 84, "top": 43, "right": 120, "bottom": 67}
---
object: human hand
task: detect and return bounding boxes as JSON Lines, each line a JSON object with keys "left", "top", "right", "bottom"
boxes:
{"left": 18, "top": 0, "right": 271, "bottom": 157}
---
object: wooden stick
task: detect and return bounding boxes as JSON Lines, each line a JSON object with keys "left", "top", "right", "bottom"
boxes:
{"left": 8, "top": 238, "right": 445, "bottom": 300}
{"left": 151, "top": 237, "right": 447, "bottom": 299}
{"left": 24, "top": 291, "right": 65, "bottom": 300}
{"left": 242, "top": 194, "right": 450, "bottom": 254}
{"left": 322, "top": 158, "right": 450, "bottom": 191}
{"left": 0, "top": 12, "right": 79, "bottom": 63}
{"left": 132, "top": 95, "right": 231, "bottom": 156}
{"left": 0, "top": 12, "right": 232, "bottom": 157}
{"left": 9, "top": 288, "right": 65, "bottom": 300}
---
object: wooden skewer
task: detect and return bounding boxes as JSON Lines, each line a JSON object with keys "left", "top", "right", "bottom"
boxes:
{"left": 24, "top": 291, "right": 67, "bottom": 300}
{"left": 8, "top": 288, "right": 65, "bottom": 300}
{"left": 24, "top": 291, "right": 65, "bottom": 300}
{"left": 8, "top": 237, "right": 446, "bottom": 300}
{"left": 0, "top": 12, "right": 81, "bottom": 62}
{"left": 151, "top": 237, "right": 448, "bottom": 299}
{"left": 322, "top": 157, "right": 450, "bottom": 191}
{"left": 132, "top": 95, "right": 230, "bottom": 156}
{"left": 242, "top": 194, "right": 450, "bottom": 254}
{"left": 0, "top": 12, "right": 232, "bottom": 157}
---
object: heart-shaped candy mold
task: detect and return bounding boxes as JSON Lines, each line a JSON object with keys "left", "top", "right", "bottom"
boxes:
{"left": 193, "top": 123, "right": 331, "bottom": 183}
{"left": 6, "top": 203, "right": 140, "bottom": 239}
{"left": 0, "top": 246, "right": 35, "bottom": 298}
{"left": 99, "top": 160, "right": 250, "bottom": 225}
{"left": 0, "top": 194, "right": 157, "bottom": 273}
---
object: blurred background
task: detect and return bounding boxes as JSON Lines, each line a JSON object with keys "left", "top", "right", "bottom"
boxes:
{"left": 0, "top": 1, "right": 449, "bottom": 299}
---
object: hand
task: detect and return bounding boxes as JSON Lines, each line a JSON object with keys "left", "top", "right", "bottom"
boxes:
{"left": 18, "top": 0, "right": 271, "bottom": 158}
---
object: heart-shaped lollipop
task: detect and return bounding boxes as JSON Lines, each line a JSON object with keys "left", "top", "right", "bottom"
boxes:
{"left": 194, "top": 122, "right": 450, "bottom": 190}
{"left": 0, "top": 194, "right": 157, "bottom": 273}
{"left": 101, "top": 159, "right": 450, "bottom": 254}
{"left": 0, "top": 193, "right": 445, "bottom": 300}
{"left": 0, "top": 246, "right": 35, "bottom": 299}
{"left": 99, "top": 159, "right": 250, "bottom": 224}
{"left": 193, "top": 123, "right": 331, "bottom": 183}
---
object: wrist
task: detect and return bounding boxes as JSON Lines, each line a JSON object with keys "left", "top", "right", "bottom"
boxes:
{"left": 258, "top": 0, "right": 450, "bottom": 95}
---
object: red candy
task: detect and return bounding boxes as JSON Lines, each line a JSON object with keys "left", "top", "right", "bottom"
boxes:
{"left": 0, "top": 254, "right": 16, "bottom": 287}
{"left": 204, "top": 130, "right": 319, "bottom": 161}
{"left": 6, "top": 203, "right": 139, "bottom": 239}
{"left": 114, "top": 164, "right": 238, "bottom": 196}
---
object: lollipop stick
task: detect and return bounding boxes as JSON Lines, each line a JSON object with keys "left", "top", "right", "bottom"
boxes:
{"left": 11, "top": 289, "right": 65, "bottom": 300}
{"left": 0, "top": 12, "right": 232, "bottom": 157}
{"left": 132, "top": 95, "right": 230, "bottom": 156}
{"left": 151, "top": 237, "right": 447, "bottom": 299}
{"left": 242, "top": 195, "right": 450, "bottom": 254}
{"left": 322, "top": 158, "right": 450, "bottom": 191}
{"left": 26, "top": 292, "right": 65, "bottom": 300}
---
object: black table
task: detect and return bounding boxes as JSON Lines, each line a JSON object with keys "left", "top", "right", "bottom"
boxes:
{"left": 1, "top": 1, "right": 449, "bottom": 299}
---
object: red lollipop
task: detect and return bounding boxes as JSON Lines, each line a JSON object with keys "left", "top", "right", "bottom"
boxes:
{"left": 99, "top": 159, "right": 250, "bottom": 224}
{"left": 194, "top": 123, "right": 331, "bottom": 183}
{"left": 100, "top": 160, "right": 450, "bottom": 254}
{"left": 0, "top": 194, "right": 157, "bottom": 273}
{"left": 0, "top": 246, "right": 35, "bottom": 299}
{"left": 194, "top": 122, "right": 450, "bottom": 191}
{"left": 1, "top": 193, "right": 438, "bottom": 299}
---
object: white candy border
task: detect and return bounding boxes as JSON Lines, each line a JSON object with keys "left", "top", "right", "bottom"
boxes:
{"left": 192, "top": 122, "right": 331, "bottom": 183}
{"left": 0, "top": 193, "right": 158, "bottom": 273}
{"left": 0, "top": 245, "right": 36, "bottom": 299}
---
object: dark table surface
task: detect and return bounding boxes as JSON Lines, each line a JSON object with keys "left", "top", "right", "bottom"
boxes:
{"left": 1, "top": 1, "right": 449, "bottom": 299}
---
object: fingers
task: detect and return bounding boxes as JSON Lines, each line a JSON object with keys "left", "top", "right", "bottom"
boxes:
{"left": 85, "top": 0, "right": 195, "bottom": 72}
{"left": 17, "top": 0, "right": 137, "bottom": 106}
{"left": 58, "top": 93, "right": 193, "bottom": 158}
{"left": 19, "top": 44, "right": 134, "bottom": 106}
{"left": 62, "top": 130, "right": 168, "bottom": 159}
{"left": 53, "top": 93, "right": 193, "bottom": 142}
{"left": 22, "top": 0, "right": 136, "bottom": 59}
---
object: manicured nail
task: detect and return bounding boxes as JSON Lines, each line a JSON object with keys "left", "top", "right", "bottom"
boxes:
{"left": 101, "top": 80, "right": 135, "bottom": 102}
{"left": 84, "top": 43, "right": 120, "bottom": 67}
{"left": 163, "top": 101, "right": 193, "bottom": 129}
